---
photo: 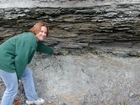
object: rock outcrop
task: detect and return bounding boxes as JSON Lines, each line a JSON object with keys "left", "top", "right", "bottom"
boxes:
{"left": 0, "top": 0, "right": 140, "bottom": 56}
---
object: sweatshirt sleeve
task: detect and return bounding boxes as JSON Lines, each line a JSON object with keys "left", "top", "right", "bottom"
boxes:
{"left": 36, "top": 41, "right": 53, "bottom": 55}
{"left": 15, "top": 34, "right": 37, "bottom": 79}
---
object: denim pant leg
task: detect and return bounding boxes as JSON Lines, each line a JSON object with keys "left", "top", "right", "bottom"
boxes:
{"left": 22, "top": 67, "right": 38, "bottom": 101}
{"left": 0, "top": 69, "right": 18, "bottom": 105}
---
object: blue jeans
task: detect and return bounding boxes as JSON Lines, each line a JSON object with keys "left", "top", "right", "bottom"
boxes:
{"left": 0, "top": 67, "right": 38, "bottom": 105}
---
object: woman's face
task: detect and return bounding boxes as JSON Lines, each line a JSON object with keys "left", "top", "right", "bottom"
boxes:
{"left": 36, "top": 26, "right": 47, "bottom": 41}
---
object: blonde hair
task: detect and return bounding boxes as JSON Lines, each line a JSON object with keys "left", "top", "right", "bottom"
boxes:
{"left": 29, "top": 21, "right": 49, "bottom": 36}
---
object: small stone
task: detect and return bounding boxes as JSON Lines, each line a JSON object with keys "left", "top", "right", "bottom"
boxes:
{"left": 129, "top": 93, "right": 136, "bottom": 98}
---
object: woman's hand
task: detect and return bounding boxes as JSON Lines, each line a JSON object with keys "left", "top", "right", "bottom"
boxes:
{"left": 53, "top": 51, "right": 59, "bottom": 54}
{"left": 53, "top": 50, "right": 62, "bottom": 55}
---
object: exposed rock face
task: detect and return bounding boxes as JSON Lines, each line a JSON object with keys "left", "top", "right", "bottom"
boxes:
{"left": 0, "top": 0, "right": 140, "bottom": 56}
{"left": 12, "top": 53, "right": 140, "bottom": 105}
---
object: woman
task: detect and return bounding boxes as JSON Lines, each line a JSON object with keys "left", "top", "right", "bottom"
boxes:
{"left": 0, "top": 21, "right": 56, "bottom": 105}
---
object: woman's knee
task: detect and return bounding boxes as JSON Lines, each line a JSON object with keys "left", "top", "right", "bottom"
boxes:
{"left": 6, "top": 88, "right": 18, "bottom": 96}
{"left": 0, "top": 71, "right": 18, "bottom": 95}
{"left": 5, "top": 82, "right": 18, "bottom": 96}
{"left": 22, "top": 67, "right": 32, "bottom": 78}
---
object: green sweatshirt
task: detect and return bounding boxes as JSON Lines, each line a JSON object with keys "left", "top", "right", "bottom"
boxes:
{"left": 0, "top": 32, "right": 53, "bottom": 79}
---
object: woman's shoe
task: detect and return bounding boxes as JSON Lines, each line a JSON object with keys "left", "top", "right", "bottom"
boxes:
{"left": 26, "top": 98, "right": 44, "bottom": 105}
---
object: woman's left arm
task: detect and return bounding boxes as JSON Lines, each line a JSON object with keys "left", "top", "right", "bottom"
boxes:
{"left": 36, "top": 41, "right": 54, "bottom": 54}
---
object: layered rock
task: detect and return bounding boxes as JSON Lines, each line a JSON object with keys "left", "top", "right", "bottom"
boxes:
{"left": 0, "top": 1, "right": 140, "bottom": 56}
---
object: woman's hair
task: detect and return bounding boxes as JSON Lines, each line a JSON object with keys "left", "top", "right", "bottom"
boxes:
{"left": 29, "top": 21, "right": 49, "bottom": 36}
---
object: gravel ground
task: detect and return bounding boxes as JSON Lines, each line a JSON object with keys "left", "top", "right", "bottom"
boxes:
{"left": 1, "top": 52, "right": 140, "bottom": 105}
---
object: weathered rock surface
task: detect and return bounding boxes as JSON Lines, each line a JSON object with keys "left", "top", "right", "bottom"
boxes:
{"left": 30, "top": 53, "right": 140, "bottom": 105}
{"left": 2, "top": 52, "right": 139, "bottom": 105}
{"left": 0, "top": 0, "right": 140, "bottom": 56}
